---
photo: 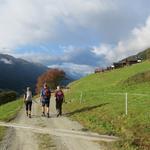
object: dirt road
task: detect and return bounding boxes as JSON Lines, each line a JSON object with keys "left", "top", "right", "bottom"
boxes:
{"left": 0, "top": 97, "right": 117, "bottom": 150}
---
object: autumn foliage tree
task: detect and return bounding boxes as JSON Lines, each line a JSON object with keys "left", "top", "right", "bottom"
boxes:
{"left": 36, "top": 68, "right": 65, "bottom": 93}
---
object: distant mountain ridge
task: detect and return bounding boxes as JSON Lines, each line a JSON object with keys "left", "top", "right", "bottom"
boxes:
{"left": 0, "top": 53, "right": 48, "bottom": 93}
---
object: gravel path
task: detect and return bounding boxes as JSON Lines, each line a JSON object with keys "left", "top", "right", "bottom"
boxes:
{"left": 0, "top": 97, "right": 117, "bottom": 150}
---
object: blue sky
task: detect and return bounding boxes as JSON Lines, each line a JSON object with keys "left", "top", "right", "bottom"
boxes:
{"left": 0, "top": 0, "right": 150, "bottom": 76}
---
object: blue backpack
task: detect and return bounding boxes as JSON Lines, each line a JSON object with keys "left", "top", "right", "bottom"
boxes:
{"left": 42, "top": 88, "right": 51, "bottom": 99}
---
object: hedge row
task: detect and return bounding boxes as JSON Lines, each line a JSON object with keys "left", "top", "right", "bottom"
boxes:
{"left": 0, "top": 91, "right": 17, "bottom": 105}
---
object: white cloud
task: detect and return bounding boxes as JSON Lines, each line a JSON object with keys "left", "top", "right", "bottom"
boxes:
{"left": 0, "top": 0, "right": 116, "bottom": 52}
{"left": 92, "top": 44, "right": 116, "bottom": 65}
{"left": 0, "top": 0, "right": 60, "bottom": 50}
{"left": 13, "top": 51, "right": 55, "bottom": 63}
{"left": 12, "top": 15, "right": 150, "bottom": 75}
{"left": 92, "top": 16, "right": 150, "bottom": 64}
{"left": 13, "top": 45, "right": 104, "bottom": 67}
{"left": 0, "top": 58, "right": 13, "bottom": 64}
{"left": 1, "top": 0, "right": 150, "bottom": 76}
{"left": 13, "top": 50, "right": 95, "bottom": 77}
{"left": 49, "top": 63, "right": 94, "bottom": 78}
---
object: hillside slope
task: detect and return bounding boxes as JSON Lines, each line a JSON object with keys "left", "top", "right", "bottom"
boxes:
{"left": 64, "top": 61, "right": 150, "bottom": 150}
{"left": 69, "top": 60, "right": 150, "bottom": 92}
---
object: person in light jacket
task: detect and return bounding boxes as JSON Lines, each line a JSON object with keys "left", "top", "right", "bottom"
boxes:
{"left": 24, "top": 87, "right": 32, "bottom": 118}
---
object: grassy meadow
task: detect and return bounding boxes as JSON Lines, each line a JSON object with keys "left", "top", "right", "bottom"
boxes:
{"left": 0, "top": 99, "right": 23, "bottom": 141}
{"left": 64, "top": 61, "right": 150, "bottom": 150}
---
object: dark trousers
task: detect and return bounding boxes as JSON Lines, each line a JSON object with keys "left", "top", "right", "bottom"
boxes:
{"left": 25, "top": 101, "right": 32, "bottom": 111}
{"left": 56, "top": 100, "right": 63, "bottom": 115}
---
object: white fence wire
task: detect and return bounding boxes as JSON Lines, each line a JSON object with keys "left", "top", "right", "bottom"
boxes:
{"left": 66, "top": 90, "right": 150, "bottom": 115}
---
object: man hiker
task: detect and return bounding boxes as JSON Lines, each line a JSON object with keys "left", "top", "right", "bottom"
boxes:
{"left": 24, "top": 87, "right": 32, "bottom": 118}
{"left": 40, "top": 83, "right": 51, "bottom": 118}
{"left": 55, "top": 86, "right": 64, "bottom": 117}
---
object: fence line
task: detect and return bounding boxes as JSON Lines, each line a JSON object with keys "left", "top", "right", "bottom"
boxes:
{"left": 125, "top": 93, "right": 128, "bottom": 115}
{"left": 80, "top": 91, "right": 83, "bottom": 104}
{"left": 67, "top": 91, "right": 150, "bottom": 96}
{"left": 66, "top": 91, "right": 150, "bottom": 115}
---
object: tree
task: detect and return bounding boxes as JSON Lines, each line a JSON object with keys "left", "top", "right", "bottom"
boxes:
{"left": 36, "top": 68, "right": 65, "bottom": 93}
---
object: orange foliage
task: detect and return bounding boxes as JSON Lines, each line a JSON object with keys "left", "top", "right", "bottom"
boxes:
{"left": 36, "top": 68, "right": 65, "bottom": 93}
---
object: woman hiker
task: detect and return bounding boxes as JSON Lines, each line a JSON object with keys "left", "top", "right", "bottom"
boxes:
{"left": 24, "top": 87, "right": 33, "bottom": 118}
{"left": 55, "top": 86, "right": 64, "bottom": 117}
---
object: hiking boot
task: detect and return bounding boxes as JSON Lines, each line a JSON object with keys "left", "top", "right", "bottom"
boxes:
{"left": 29, "top": 114, "right": 31, "bottom": 118}
{"left": 41, "top": 112, "right": 45, "bottom": 117}
{"left": 47, "top": 113, "right": 50, "bottom": 118}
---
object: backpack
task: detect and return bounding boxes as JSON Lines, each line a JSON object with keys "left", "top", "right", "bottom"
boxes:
{"left": 56, "top": 90, "right": 64, "bottom": 101}
{"left": 43, "top": 88, "right": 51, "bottom": 99}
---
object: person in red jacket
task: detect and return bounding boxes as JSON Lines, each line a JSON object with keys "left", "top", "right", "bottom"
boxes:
{"left": 55, "top": 86, "right": 64, "bottom": 117}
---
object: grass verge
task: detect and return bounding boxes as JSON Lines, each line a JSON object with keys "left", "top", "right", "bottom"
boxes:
{"left": 0, "top": 99, "right": 23, "bottom": 142}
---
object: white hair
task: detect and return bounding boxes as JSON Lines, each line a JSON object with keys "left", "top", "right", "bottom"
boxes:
{"left": 57, "top": 86, "right": 60, "bottom": 90}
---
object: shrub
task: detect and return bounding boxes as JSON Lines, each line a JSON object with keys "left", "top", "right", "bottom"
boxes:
{"left": 0, "top": 91, "right": 17, "bottom": 105}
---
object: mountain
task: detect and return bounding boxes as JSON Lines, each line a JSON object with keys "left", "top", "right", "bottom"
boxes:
{"left": 0, "top": 54, "right": 48, "bottom": 93}
{"left": 66, "top": 71, "right": 84, "bottom": 80}
{"left": 59, "top": 73, "right": 75, "bottom": 86}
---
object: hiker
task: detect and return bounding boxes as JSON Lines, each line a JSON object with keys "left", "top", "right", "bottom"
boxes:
{"left": 55, "top": 86, "right": 64, "bottom": 117}
{"left": 40, "top": 83, "right": 51, "bottom": 118}
{"left": 24, "top": 87, "right": 32, "bottom": 118}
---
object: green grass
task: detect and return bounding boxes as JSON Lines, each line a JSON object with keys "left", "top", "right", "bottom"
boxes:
{"left": 64, "top": 61, "right": 150, "bottom": 150}
{"left": 0, "top": 99, "right": 23, "bottom": 142}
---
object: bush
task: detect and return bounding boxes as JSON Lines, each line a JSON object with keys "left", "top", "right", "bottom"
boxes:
{"left": 0, "top": 91, "right": 17, "bottom": 105}
{"left": 36, "top": 68, "right": 65, "bottom": 93}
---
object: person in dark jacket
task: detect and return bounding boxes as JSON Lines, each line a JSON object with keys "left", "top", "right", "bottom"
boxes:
{"left": 55, "top": 86, "right": 64, "bottom": 117}
{"left": 40, "top": 83, "right": 51, "bottom": 118}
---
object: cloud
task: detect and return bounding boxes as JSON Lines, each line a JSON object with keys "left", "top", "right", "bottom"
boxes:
{"left": 92, "top": 16, "right": 150, "bottom": 64}
{"left": 0, "top": 0, "right": 116, "bottom": 51}
{"left": 13, "top": 14, "right": 150, "bottom": 70}
{"left": 1, "top": 0, "right": 150, "bottom": 76}
{"left": 0, "top": 0, "right": 60, "bottom": 50}
{"left": 49, "top": 63, "right": 94, "bottom": 78}
{"left": 1, "top": 0, "right": 149, "bottom": 51}
{"left": 13, "top": 45, "right": 107, "bottom": 68}
{"left": 13, "top": 49, "right": 96, "bottom": 78}
{"left": 9, "top": 14, "right": 150, "bottom": 77}
{"left": 0, "top": 58, "right": 13, "bottom": 64}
